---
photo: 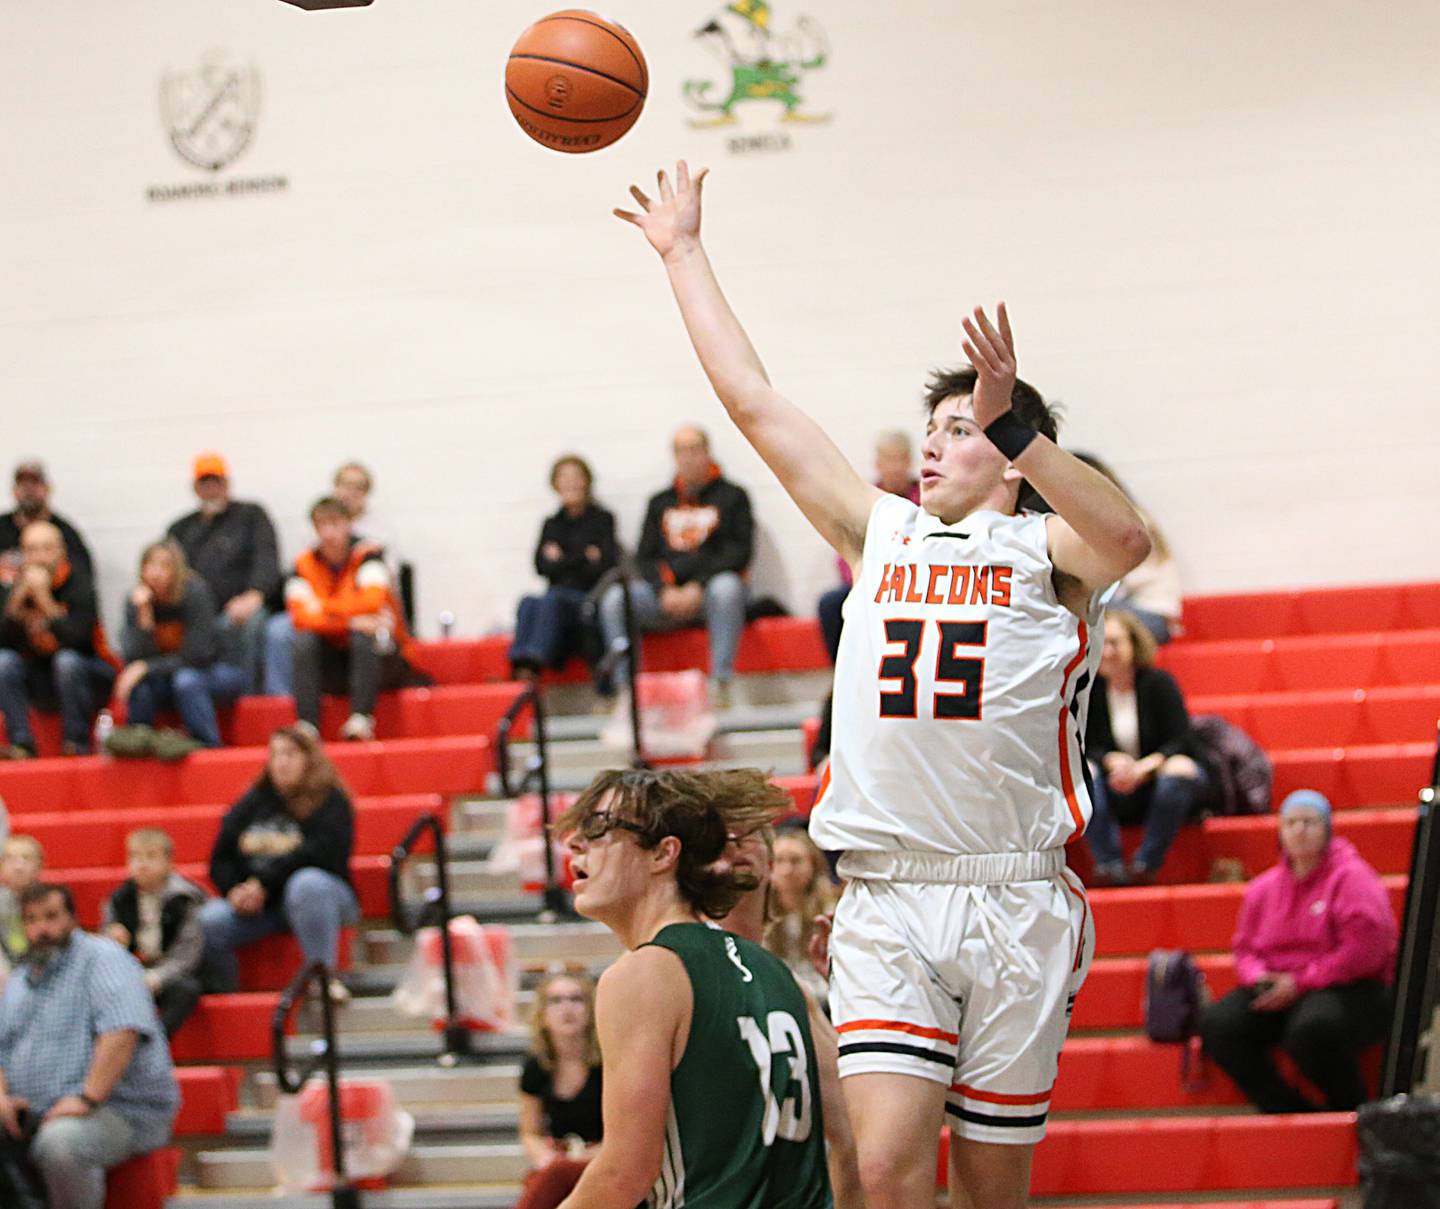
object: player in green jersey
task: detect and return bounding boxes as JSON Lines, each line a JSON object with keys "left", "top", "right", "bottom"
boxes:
{"left": 555, "top": 768, "right": 833, "bottom": 1209}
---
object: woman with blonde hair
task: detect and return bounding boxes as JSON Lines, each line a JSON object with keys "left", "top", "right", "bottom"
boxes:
{"left": 109, "top": 539, "right": 247, "bottom": 758}
{"left": 764, "top": 828, "right": 837, "bottom": 1001}
{"left": 515, "top": 969, "right": 603, "bottom": 1209}
{"left": 198, "top": 725, "right": 359, "bottom": 997}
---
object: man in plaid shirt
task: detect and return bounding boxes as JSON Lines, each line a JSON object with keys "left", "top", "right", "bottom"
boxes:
{"left": 0, "top": 883, "right": 178, "bottom": 1208}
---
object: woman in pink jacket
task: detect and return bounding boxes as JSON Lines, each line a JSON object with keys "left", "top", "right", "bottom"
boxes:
{"left": 1199, "top": 789, "right": 1397, "bottom": 1112}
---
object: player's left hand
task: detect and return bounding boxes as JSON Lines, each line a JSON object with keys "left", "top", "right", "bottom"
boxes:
{"left": 615, "top": 160, "right": 710, "bottom": 262}
{"left": 960, "top": 303, "right": 1017, "bottom": 431}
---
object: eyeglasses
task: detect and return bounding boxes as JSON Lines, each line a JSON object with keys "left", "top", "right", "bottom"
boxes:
{"left": 574, "top": 811, "right": 651, "bottom": 843}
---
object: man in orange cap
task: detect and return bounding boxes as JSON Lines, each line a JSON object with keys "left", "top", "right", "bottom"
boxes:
{"left": 164, "top": 454, "right": 281, "bottom": 692}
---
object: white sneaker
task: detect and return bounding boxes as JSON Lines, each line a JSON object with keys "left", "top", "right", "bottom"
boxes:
{"left": 708, "top": 678, "right": 733, "bottom": 711}
{"left": 340, "top": 713, "right": 375, "bottom": 741}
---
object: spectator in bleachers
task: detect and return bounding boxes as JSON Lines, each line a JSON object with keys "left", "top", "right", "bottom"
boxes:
{"left": 107, "top": 540, "right": 247, "bottom": 761}
{"left": 198, "top": 726, "right": 358, "bottom": 1000}
{"left": 286, "top": 497, "right": 419, "bottom": 741}
{"left": 166, "top": 453, "right": 282, "bottom": 693}
{"left": 1200, "top": 790, "right": 1396, "bottom": 1113}
{"left": 0, "top": 836, "right": 44, "bottom": 962}
{"left": 817, "top": 431, "right": 919, "bottom": 663}
{"left": 0, "top": 882, "right": 179, "bottom": 1209}
{"left": 1083, "top": 610, "right": 1213, "bottom": 885}
{"left": 0, "top": 459, "right": 95, "bottom": 591}
{"left": 509, "top": 455, "right": 618, "bottom": 680}
{"left": 597, "top": 426, "right": 753, "bottom": 708}
{"left": 516, "top": 970, "right": 603, "bottom": 1209}
{"left": 764, "top": 828, "right": 838, "bottom": 1003}
{"left": 1073, "top": 452, "right": 1182, "bottom": 644}
{"left": 265, "top": 461, "right": 398, "bottom": 698}
{"left": 101, "top": 828, "right": 208, "bottom": 1038}
{"left": 0, "top": 521, "right": 114, "bottom": 758}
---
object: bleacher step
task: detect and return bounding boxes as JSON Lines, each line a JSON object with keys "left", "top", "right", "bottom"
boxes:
{"left": 168, "top": 1190, "right": 520, "bottom": 1209}
{"left": 361, "top": 920, "right": 619, "bottom": 968}
{"left": 221, "top": 1104, "right": 518, "bottom": 1141}
{"left": 285, "top": 1029, "right": 529, "bottom": 1065}
{"left": 252, "top": 1064, "right": 520, "bottom": 1110}
{"left": 194, "top": 1141, "right": 528, "bottom": 1189}
{"left": 504, "top": 726, "right": 808, "bottom": 777}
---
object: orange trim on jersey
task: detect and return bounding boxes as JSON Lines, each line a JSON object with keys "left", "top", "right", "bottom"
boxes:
{"left": 1058, "top": 867, "right": 1091, "bottom": 973}
{"left": 814, "top": 759, "right": 832, "bottom": 807}
{"left": 837, "top": 1019, "right": 959, "bottom": 1045}
{"left": 949, "top": 1082, "right": 1052, "bottom": 1107}
{"left": 1055, "top": 622, "right": 1090, "bottom": 835}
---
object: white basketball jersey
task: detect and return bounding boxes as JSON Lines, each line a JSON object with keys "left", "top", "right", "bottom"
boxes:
{"left": 811, "top": 494, "right": 1105, "bottom": 857}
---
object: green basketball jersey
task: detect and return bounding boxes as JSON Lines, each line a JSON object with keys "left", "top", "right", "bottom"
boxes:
{"left": 642, "top": 922, "right": 833, "bottom": 1209}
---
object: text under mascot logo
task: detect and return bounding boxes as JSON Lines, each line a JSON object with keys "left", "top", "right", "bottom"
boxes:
{"left": 160, "top": 53, "right": 261, "bottom": 173}
{"left": 683, "top": 0, "right": 830, "bottom": 129}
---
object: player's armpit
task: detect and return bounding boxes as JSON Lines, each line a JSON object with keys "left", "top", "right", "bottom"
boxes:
{"left": 559, "top": 948, "right": 692, "bottom": 1209}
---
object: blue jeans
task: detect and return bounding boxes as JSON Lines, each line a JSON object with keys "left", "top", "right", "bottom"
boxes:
{"left": 217, "top": 606, "right": 270, "bottom": 693}
{"left": 31, "top": 1105, "right": 173, "bottom": 1209}
{"left": 509, "top": 586, "right": 590, "bottom": 672}
{"left": 263, "top": 611, "right": 295, "bottom": 696}
{"left": 198, "top": 867, "right": 359, "bottom": 992}
{"left": 598, "top": 572, "right": 747, "bottom": 689}
{"left": 0, "top": 647, "right": 114, "bottom": 750}
{"left": 126, "top": 663, "right": 247, "bottom": 747}
{"left": 1085, "top": 759, "right": 1210, "bottom": 873}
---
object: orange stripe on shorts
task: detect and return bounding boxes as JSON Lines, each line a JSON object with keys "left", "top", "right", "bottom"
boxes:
{"left": 949, "top": 1082, "right": 1052, "bottom": 1106}
{"left": 837, "top": 1019, "right": 959, "bottom": 1045}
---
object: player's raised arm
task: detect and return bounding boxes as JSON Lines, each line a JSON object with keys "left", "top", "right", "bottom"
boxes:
{"left": 616, "top": 161, "right": 878, "bottom": 565}
{"left": 961, "top": 304, "right": 1151, "bottom": 597}
{"left": 557, "top": 948, "right": 688, "bottom": 1209}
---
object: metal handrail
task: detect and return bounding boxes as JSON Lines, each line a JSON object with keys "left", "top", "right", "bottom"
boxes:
{"left": 390, "top": 813, "right": 470, "bottom": 1061}
{"left": 496, "top": 684, "right": 573, "bottom": 917}
{"left": 271, "top": 961, "right": 361, "bottom": 1209}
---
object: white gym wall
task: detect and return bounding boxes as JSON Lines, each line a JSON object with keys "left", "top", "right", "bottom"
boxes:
{"left": 1, "top": 0, "right": 1436, "bottom": 634}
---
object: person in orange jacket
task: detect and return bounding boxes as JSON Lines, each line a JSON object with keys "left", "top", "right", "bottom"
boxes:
{"left": 284, "top": 497, "right": 415, "bottom": 740}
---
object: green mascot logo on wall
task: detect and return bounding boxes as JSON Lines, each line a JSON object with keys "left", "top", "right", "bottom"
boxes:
{"left": 683, "top": 1, "right": 831, "bottom": 129}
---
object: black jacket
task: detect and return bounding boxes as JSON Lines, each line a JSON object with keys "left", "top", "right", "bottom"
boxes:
{"left": 166, "top": 500, "right": 282, "bottom": 610}
{"left": 0, "top": 560, "right": 99, "bottom": 659}
{"left": 210, "top": 782, "right": 354, "bottom": 906}
{"left": 636, "top": 472, "right": 753, "bottom": 588}
{"left": 102, "top": 872, "right": 208, "bottom": 989}
{"left": 121, "top": 577, "right": 221, "bottom": 674}
{"left": 1086, "top": 666, "right": 1193, "bottom": 761}
{"left": 534, "top": 504, "right": 618, "bottom": 593}
{"left": 0, "top": 511, "right": 94, "bottom": 587}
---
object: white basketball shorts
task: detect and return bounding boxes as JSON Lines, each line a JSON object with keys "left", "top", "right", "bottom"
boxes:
{"left": 828, "top": 850, "right": 1094, "bottom": 1145}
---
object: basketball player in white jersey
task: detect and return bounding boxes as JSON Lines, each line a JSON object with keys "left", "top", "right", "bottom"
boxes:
{"left": 615, "top": 163, "right": 1151, "bottom": 1209}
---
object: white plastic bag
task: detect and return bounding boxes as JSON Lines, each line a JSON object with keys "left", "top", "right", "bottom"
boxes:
{"left": 269, "top": 1077, "right": 414, "bottom": 1192}
{"left": 482, "top": 794, "right": 574, "bottom": 892}
{"left": 601, "top": 669, "right": 717, "bottom": 759}
{"left": 390, "top": 916, "right": 516, "bottom": 1032}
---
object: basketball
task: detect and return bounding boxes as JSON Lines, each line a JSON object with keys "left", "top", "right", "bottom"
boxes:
{"left": 505, "top": 10, "right": 648, "bottom": 154}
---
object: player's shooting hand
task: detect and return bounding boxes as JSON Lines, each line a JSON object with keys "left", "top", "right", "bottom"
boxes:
{"left": 959, "top": 303, "right": 1017, "bottom": 431}
{"left": 614, "top": 160, "right": 710, "bottom": 261}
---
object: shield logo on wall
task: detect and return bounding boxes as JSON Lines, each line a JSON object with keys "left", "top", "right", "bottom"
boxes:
{"left": 160, "top": 53, "right": 261, "bottom": 173}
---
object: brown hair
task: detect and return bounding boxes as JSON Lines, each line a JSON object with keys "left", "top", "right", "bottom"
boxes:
{"left": 126, "top": 828, "right": 175, "bottom": 858}
{"left": 309, "top": 496, "right": 351, "bottom": 524}
{"left": 1105, "top": 608, "right": 1158, "bottom": 670}
{"left": 334, "top": 461, "right": 373, "bottom": 493}
{"left": 258, "top": 725, "right": 347, "bottom": 819}
{"left": 528, "top": 970, "right": 601, "bottom": 1073}
{"left": 549, "top": 454, "right": 594, "bottom": 494}
{"left": 555, "top": 768, "right": 789, "bottom": 919}
{"left": 138, "top": 539, "right": 191, "bottom": 601}
{"left": 763, "top": 830, "right": 836, "bottom": 966}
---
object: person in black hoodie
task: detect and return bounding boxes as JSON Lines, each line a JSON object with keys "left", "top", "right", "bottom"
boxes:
{"left": 102, "top": 828, "right": 209, "bottom": 1036}
{"left": 1083, "top": 609, "right": 1213, "bottom": 885}
{"left": 509, "top": 455, "right": 618, "bottom": 678}
{"left": 0, "top": 521, "right": 114, "bottom": 757}
{"left": 198, "top": 725, "right": 358, "bottom": 997}
{"left": 110, "top": 540, "right": 248, "bottom": 759}
{"left": 597, "top": 426, "right": 753, "bottom": 707}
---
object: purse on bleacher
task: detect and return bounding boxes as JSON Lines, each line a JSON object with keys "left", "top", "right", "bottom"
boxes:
{"left": 1143, "top": 948, "right": 1211, "bottom": 1094}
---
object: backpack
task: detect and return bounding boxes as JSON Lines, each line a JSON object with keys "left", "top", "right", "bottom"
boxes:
{"left": 1189, "top": 714, "right": 1273, "bottom": 816}
{"left": 1145, "top": 949, "right": 1210, "bottom": 1092}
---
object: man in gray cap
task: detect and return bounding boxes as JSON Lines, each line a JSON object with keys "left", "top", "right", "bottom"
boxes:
{"left": 0, "top": 460, "right": 95, "bottom": 591}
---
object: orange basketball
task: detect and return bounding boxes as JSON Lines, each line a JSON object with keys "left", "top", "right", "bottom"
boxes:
{"left": 505, "top": 10, "right": 648, "bottom": 154}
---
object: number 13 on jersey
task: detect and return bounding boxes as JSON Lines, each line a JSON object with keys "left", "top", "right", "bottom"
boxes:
{"left": 878, "top": 618, "right": 988, "bottom": 720}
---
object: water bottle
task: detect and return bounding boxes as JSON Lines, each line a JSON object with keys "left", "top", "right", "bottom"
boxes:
{"left": 94, "top": 709, "right": 114, "bottom": 756}
{"left": 438, "top": 610, "right": 455, "bottom": 640}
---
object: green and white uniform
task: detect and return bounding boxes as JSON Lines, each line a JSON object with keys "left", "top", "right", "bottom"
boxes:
{"left": 644, "top": 922, "right": 832, "bottom": 1209}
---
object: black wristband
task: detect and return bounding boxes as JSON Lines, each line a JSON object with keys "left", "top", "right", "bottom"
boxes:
{"left": 983, "top": 411, "right": 1037, "bottom": 461}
